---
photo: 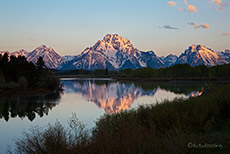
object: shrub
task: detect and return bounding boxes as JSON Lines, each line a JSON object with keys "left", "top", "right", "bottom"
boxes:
{"left": 15, "top": 114, "right": 90, "bottom": 154}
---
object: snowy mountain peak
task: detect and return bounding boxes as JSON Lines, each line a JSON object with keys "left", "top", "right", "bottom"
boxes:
{"left": 80, "top": 33, "right": 138, "bottom": 59}
{"left": 217, "top": 49, "right": 230, "bottom": 63}
{"left": 34, "top": 45, "right": 55, "bottom": 53}
{"left": 100, "top": 34, "right": 136, "bottom": 54}
{"left": 37, "top": 45, "right": 48, "bottom": 49}
{"left": 103, "top": 34, "right": 124, "bottom": 43}
{"left": 186, "top": 45, "right": 216, "bottom": 54}
{"left": 160, "top": 54, "right": 178, "bottom": 67}
{"left": 103, "top": 34, "right": 114, "bottom": 43}
{"left": 60, "top": 34, "right": 164, "bottom": 70}
{"left": 26, "top": 45, "right": 65, "bottom": 69}
{"left": 224, "top": 49, "right": 230, "bottom": 53}
{"left": 177, "top": 44, "right": 228, "bottom": 67}
{"left": 11, "top": 49, "right": 28, "bottom": 57}
{"left": 186, "top": 44, "right": 202, "bottom": 54}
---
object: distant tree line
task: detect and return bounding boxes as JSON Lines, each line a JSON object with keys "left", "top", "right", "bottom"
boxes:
{"left": 0, "top": 53, "right": 62, "bottom": 91}
{"left": 119, "top": 64, "right": 230, "bottom": 79}
{"left": 55, "top": 64, "right": 230, "bottom": 79}
{"left": 54, "top": 68, "right": 117, "bottom": 77}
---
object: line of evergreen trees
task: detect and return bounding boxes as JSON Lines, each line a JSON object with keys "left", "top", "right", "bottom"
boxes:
{"left": 0, "top": 53, "right": 62, "bottom": 91}
{"left": 55, "top": 63, "right": 230, "bottom": 79}
{"left": 119, "top": 64, "right": 230, "bottom": 79}
{"left": 54, "top": 68, "right": 117, "bottom": 76}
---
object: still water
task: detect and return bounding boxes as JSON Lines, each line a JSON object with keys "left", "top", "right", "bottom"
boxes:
{"left": 0, "top": 78, "right": 215, "bottom": 153}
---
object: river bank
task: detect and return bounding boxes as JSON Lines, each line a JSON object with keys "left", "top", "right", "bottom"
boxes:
{"left": 54, "top": 74, "right": 230, "bottom": 82}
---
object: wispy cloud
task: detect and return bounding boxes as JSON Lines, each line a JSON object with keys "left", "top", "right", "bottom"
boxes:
{"left": 188, "top": 22, "right": 211, "bottom": 29}
{"left": 178, "top": 8, "right": 185, "bottom": 11}
{"left": 184, "top": 0, "right": 188, "bottom": 6}
{"left": 167, "top": 1, "right": 176, "bottom": 7}
{"left": 222, "top": 32, "right": 230, "bottom": 36}
{"left": 212, "top": 0, "right": 229, "bottom": 11}
{"left": 200, "top": 24, "right": 211, "bottom": 29}
{"left": 161, "top": 25, "right": 179, "bottom": 30}
{"left": 188, "top": 22, "right": 198, "bottom": 28}
{"left": 168, "top": 0, "right": 197, "bottom": 13}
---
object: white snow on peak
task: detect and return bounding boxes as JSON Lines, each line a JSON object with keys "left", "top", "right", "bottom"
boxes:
{"left": 177, "top": 44, "right": 228, "bottom": 67}
{"left": 26, "top": 45, "right": 65, "bottom": 69}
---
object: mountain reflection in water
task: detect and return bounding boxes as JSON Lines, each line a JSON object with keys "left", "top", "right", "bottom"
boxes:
{"left": 62, "top": 79, "right": 204, "bottom": 114}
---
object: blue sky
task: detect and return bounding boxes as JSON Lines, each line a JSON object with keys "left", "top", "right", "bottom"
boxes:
{"left": 0, "top": 0, "right": 230, "bottom": 56}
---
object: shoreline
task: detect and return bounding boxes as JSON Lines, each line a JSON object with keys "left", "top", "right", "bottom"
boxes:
{"left": 55, "top": 74, "right": 230, "bottom": 82}
{"left": 0, "top": 88, "right": 61, "bottom": 97}
{"left": 114, "top": 77, "right": 230, "bottom": 82}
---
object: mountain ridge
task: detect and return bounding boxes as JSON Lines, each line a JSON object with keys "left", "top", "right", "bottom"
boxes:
{"left": 1, "top": 34, "right": 230, "bottom": 70}
{"left": 176, "top": 44, "right": 228, "bottom": 67}
{"left": 60, "top": 34, "right": 165, "bottom": 70}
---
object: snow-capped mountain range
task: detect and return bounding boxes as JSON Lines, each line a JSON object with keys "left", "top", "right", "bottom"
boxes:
{"left": 0, "top": 34, "right": 230, "bottom": 70}
{"left": 60, "top": 34, "right": 164, "bottom": 70}
{"left": 26, "top": 45, "right": 65, "bottom": 69}
{"left": 0, "top": 45, "right": 65, "bottom": 69}
{"left": 160, "top": 54, "right": 178, "bottom": 67}
{"left": 176, "top": 45, "right": 228, "bottom": 67}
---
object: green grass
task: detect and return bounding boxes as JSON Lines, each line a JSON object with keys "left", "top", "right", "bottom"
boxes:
{"left": 13, "top": 85, "right": 230, "bottom": 154}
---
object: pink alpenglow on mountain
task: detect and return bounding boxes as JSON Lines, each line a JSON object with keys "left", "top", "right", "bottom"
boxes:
{"left": 176, "top": 45, "right": 228, "bottom": 67}
{"left": 26, "top": 45, "right": 65, "bottom": 69}
{"left": 60, "top": 34, "right": 164, "bottom": 70}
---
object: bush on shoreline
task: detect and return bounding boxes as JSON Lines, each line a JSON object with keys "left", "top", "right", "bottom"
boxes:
{"left": 12, "top": 85, "right": 230, "bottom": 154}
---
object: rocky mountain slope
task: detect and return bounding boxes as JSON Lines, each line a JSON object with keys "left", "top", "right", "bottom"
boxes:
{"left": 160, "top": 54, "right": 178, "bottom": 67}
{"left": 26, "top": 45, "right": 65, "bottom": 69}
{"left": 176, "top": 45, "right": 228, "bottom": 67}
{"left": 60, "top": 34, "right": 164, "bottom": 70}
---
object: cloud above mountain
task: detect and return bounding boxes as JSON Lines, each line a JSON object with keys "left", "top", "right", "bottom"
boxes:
{"left": 184, "top": 0, "right": 188, "bottom": 6}
{"left": 161, "top": 25, "right": 179, "bottom": 30}
{"left": 212, "top": 0, "right": 223, "bottom": 10}
{"left": 188, "top": 22, "right": 211, "bottom": 29}
{"left": 167, "top": 1, "right": 176, "bottom": 7}
{"left": 168, "top": 0, "right": 197, "bottom": 12}
{"left": 212, "top": 0, "right": 229, "bottom": 11}
{"left": 187, "top": 5, "right": 197, "bottom": 12}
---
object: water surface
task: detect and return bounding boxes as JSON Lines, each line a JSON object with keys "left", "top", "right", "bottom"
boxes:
{"left": 0, "top": 78, "right": 218, "bottom": 153}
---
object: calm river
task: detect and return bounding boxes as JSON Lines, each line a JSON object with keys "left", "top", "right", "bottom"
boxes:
{"left": 0, "top": 78, "right": 225, "bottom": 153}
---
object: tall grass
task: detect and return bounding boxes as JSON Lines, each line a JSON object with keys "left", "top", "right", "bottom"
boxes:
{"left": 13, "top": 85, "right": 230, "bottom": 154}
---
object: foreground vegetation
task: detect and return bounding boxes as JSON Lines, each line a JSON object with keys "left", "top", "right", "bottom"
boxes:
{"left": 13, "top": 84, "right": 230, "bottom": 154}
{"left": 0, "top": 53, "right": 62, "bottom": 95}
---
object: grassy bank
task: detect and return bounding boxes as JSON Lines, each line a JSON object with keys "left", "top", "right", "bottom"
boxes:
{"left": 13, "top": 85, "right": 230, "bottom": 154}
